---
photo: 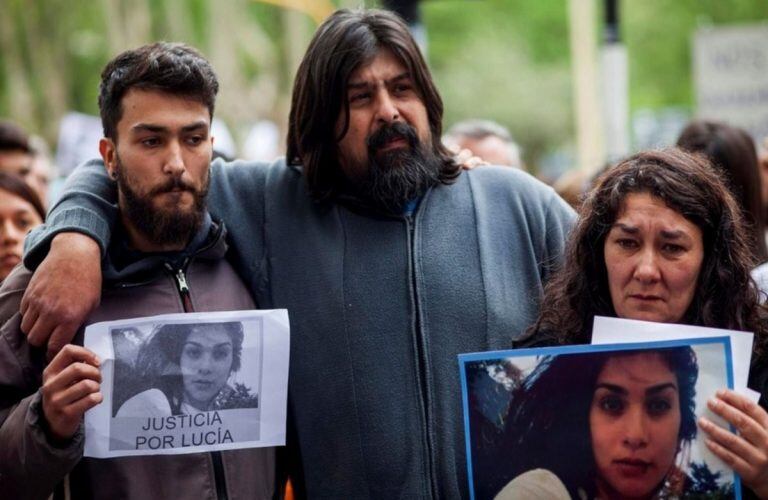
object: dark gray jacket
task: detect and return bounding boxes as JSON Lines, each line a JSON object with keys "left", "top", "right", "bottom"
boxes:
{"left": 0, "top": 219, "right": 274, "bottom": 499}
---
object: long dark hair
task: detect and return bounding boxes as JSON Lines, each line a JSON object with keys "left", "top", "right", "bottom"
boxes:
{"left": 530, "top": 148, "right": 766, "bottom": 358}
{"left": 286, "top": 8, "right": 459, "bottom": 202}
{"left": 0, "top": 171, "right": 46, "bottom": 220}
{"left": 491, "top": 346, "right": 698, "bottom": 499}
{"left": 677, "top": 120, "right": 768, "bottom": 262}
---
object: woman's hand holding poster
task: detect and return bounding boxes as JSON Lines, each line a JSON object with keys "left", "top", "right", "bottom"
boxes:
{"left": 459, "top": 332, "right": 742, "bottom": 499}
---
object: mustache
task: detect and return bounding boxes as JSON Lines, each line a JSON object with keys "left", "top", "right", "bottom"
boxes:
{"left": 366, "top": 122, "right": 418, "bottom": 152}
{"left": 147, "top": 176, "right": 196, "bottom": 196}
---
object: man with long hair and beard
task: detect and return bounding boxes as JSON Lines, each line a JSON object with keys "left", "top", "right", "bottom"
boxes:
{"left": 18, "top": 9, "right": 574, "bottom": 498}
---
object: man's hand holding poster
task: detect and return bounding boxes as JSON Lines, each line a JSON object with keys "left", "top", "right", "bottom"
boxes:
{"left": 83, "top": 309, "right": 289, "bottom": 458}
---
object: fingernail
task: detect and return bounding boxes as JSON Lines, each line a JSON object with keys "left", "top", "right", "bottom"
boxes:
{"left": 708, "top": 397, "right": 720, "bottom": 409}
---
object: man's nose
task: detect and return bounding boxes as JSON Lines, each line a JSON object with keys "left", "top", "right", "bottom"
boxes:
{"left": 375, "top": 90, "right": 400, "bottom": 124}
{"left": 163, "top": 140, "right": 186, "bottom": 176}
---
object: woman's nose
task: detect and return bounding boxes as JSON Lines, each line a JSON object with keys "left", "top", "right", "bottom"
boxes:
{"left": 622, "top": 408, "right": 649, "bottom": 450}
{"left": 632, "top": 249, "right": 661, "bottom": 284}
{"left": 197, "top": 353, "right": 213, "bottom": 373}
{"left": 0, "top": 221, "right": 20, "bottom": 245}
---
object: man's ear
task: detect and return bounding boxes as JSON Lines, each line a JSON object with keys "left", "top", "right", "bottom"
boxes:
{"left": 99, "top": 138, "right": 118, "bottom": 180}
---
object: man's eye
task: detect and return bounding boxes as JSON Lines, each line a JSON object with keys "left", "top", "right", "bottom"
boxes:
{"left": 141, "top": 137, "right": 161, "bottom": 147}
{"left": 394, "top": 83, "right": 412, "bottom": 93}
{"left": 350, "top": 92, "right": 370, "bottom": 103}
{"left": 186, "top": 135, "right": 205, "bottom": 146}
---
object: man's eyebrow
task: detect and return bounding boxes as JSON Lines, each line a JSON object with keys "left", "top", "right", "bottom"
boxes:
{"left": 388, "top": 72, "right": 411, "bottom": 84}
{"left": 347, "top": 72, "right": 412, "bottom": 90}
{"left": 347, "top": 81, "right": 370, "bottom": 90}
{"left": 131, "top": 121, "right": 209, "bottom": 134}
{"left": 131, "top": 123, "right": 167, "bottom": 134}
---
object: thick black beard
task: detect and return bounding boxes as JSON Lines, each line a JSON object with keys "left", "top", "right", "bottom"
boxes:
{"left": 350, "top": 122, "right": 443, "bottom": 214}
{"left": 116, "top": 157, "right": 209, "bottom": 248}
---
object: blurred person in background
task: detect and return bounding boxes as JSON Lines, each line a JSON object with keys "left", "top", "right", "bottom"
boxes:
{"left": 444, "top": 119, "right": 524, "bottom": 169}
{"left": 760, "top": 137, "right": 768, "bottom": 240}
{"left": 0, "top": 120, "right": 50, "bottom": 208}
{"left": 0, "top": 171, "right": 44, "bottom": 282}
{"left": 676, "top": 120, "right": 767, "bottom": 263}
{"left": 27, "top": 136, "right": 54, "bottom": 206}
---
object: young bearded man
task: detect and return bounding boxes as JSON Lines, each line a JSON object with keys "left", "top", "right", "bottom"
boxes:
{"left": 0, "top": 42, "right": 274, "bottom": 499}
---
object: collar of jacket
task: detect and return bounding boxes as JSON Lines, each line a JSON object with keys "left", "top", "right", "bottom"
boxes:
{"left": 101, "top": 212, "right": 228, "bottom": 287}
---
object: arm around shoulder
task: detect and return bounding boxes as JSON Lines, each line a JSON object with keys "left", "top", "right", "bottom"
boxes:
{"left": 24, "top": 158, "right": 117, "bottom": 270}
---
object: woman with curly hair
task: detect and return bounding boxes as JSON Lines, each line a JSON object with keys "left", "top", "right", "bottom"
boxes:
{"left": 116, "top": 321, "right": 257, "bottom": 416}
{"left": 494, "top": 149, "right": 768, "bottom": 498}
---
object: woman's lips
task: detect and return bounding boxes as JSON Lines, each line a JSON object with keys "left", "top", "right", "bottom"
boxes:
{"left": 613, "top": 459, "right": 652, "bottom": 477}
{"left": 0, "top": 254, "right": 20, "bottom": 267}
{"left": 629, "top": 294, "right": 662, "bottom": 301}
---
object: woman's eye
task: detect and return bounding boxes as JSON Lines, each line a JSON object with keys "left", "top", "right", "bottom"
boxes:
{"left": 213, "top": 347, "right": 232, "bottom": 361}
{"left": 647, "top": 397, "right": 672, "bottom": 416}
{"left": 599, "top": 395, "right": 625, "bottom": 415}
{"left": 16, "top": 218, "right": 32, "bottom": 230}
{"left": 183, "top": 347, "right": 202, "bottom": 360}
{"left": 616, "top": 238, "right": 638, "bottom": 250}
{"left": 662, "top": 243, "right": 685, "bottom": 254}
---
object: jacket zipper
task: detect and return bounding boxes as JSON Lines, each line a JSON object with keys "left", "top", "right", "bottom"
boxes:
{"left": 405, "top": 214, "right": 437, "bottom": 498}
{"left": 168, "top": 262, "right": 229, "bottom": 500}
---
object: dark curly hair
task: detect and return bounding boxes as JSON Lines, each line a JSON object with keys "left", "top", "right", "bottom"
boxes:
{"left": 529, "top": 148, "right": 766, "bottom": 358}
{"left": 490, "top": 346, "right": 698, "bottom": 499}
{"left": 133, "top": 321, "right": 244, "bottom": 414}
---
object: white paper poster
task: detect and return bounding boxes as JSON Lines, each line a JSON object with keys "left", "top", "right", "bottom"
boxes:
{"left": 591, "top": 316, "right": 758, "bottom": 403}
{"left": 83, "top": 309, "right": 290, "bottom": 458}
